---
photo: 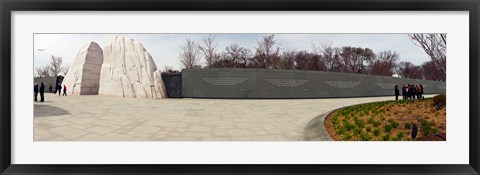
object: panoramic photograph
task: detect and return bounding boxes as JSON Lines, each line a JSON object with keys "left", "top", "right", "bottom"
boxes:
{"left": 33, "top": 33, "right": 446, "bottom": 141}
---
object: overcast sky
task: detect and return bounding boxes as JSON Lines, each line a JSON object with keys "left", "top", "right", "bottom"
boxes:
{"left": 34, "top": 33, "right": 430, "bottom": 71}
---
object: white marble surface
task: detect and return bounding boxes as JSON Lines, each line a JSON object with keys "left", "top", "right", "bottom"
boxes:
{"left": 62, "top": 41, "right": 103, "bottom": 95}
{"left": 98, "top": 36, "right": 166, "bottom": 98}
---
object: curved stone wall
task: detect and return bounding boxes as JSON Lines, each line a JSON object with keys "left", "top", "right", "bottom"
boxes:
{"left": 182, "top": 68, "right": 446, "bottom": 99}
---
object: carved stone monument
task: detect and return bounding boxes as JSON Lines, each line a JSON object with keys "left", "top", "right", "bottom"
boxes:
{"left": 98, "top": 36, "right": 167, "bottom": 98}
{"left": 62, "top": 41, "right": 104, "bottom": 95}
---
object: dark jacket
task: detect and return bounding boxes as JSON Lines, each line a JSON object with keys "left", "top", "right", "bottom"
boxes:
{"left": 395, "top": 87, "right": 400, "bottom": 95}
{"left": 34, "top": 84, "right": 38, "bottom": 93}
{"left": 40, "top": 83, "right": 45, "bottom": 93}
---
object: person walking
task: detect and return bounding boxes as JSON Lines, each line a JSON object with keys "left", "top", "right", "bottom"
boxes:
{"left": 63, "top": 85, "right": 67, "bottom": 96}
{"left": 57, "top": 84, "right": 62, "bottom": 96}
{"left": 39, "top": 82, "right": 45, "bottom": 102}
{"left": 394, "top": 85, "right": 400, "bottom": 101}
{"left": 34, "top": 82, "right": 39, "bottom": 102}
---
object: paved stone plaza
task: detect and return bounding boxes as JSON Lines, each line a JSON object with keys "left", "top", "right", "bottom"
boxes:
{"left": 34, "top": 93, "right": 435, "bottom": 141}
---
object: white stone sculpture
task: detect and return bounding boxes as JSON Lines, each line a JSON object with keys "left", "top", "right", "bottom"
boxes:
{"left": 62, "top": 41, "right": 104, "bottom": 95}
{"left": 98, "top": 36, "right": 167, "bottom": 98}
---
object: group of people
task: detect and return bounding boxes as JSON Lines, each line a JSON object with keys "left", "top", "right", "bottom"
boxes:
{"left": 34, "top": 83, "right": 67, "bottom": 102}
{"left": 394, "top": 84, "right": 424, "bottom": 101}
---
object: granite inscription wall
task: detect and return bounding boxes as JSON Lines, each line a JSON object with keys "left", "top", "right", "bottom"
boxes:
{"left": 182, "top": 68, "right": 446, "bottom": 99}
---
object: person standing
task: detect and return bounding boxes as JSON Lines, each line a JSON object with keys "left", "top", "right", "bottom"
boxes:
{"left": 394, "top": 85, "right": 399, "bottom": 101}
{"left": 402, "top": 85, "right": 406, "bottom": 100}
{"left": 49, "top": 84, "right": 52, "bottom": 93}
{"left": 39, "top": 82, "right": 45, "bottom": 102}
{"left": 34, "top": 82, "right": 39, "bottom": 102}
{"left": 419, "top": 84, "right": 424, "bottom": 99}
{"left": 63, "top": 85, "right": 67, "bottom": 96}
{"left": 411, "top": 84, "right": 417, "bottom": 100}
{"left": 57, "top": 84, "right": 62, "bottom": 96}
{"left": 406, "top": 84, "right": 410, "bottom": 99}
{"left": 416, "top": 85, "right": 421, "bottom": 99}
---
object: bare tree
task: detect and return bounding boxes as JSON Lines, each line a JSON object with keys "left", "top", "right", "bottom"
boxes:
{"left": 252, "top": 34, "right": 281, "bottom": 69}
{"left": 422, "top": 61, "right": 446, "bottom": 81}
{"left": 163, "top": 65, "right": 174, "bottom": 72}
{"left": 408, "top": 34, "right": 446, "bottom": 74}
{"left": 35, "top": 65, "right": 52, "bottom": 77}
{"left": 294, "top": 51, "right": 320, "bottom": 70}
{"left": 198, "top": 35, "right": 219, "bottom": 68}
{"left": 397, "top": 61, "right": 423, "bottom": 79}
{"left": 370, "top": 50, "right": 399, "bottom": 76}
{"left": 178, "top": 39, "right": 201, "bottom": 69}
{"left": 62, "top": 65, "right": 69, "bottom": 76}
{"left": 218, "top": 43, "right": 252, "bottom": 68}
{"left": 280, "top": 50, "right": 297, "bottom": 70}
{"left": 49, "top": 55, "right": 64, "bottom": 76}
{"left": 340, "top": 46, "right": 375, "bottom": 73}
{"left": 312, "top": 42, "right": 343, "bottom": 72}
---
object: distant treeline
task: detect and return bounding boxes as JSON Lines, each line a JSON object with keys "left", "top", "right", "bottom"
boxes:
{"left": 172, "top": 34, "right": 446, "bottom": 82}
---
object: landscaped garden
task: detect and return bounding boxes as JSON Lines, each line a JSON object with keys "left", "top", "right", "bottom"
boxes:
{"left": 324, "top": 94, "right": 446, "bottom": 141}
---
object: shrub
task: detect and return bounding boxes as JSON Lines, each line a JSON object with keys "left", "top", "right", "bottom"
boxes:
{"left": 372, "top": 121, "right": 381, "bottom": 127}
{"left": 431, "top": 128, "right": 439, "bottom": 135}
{"left": 384, "top": 124, "right": 393, "bottom": 133}
{"left": 367, "top": 116, "right": 375, "bottom": 124}
{"left": 366, "top": 126, "right": 372, "bottom": 132}
{"left": 433, "top": 94, "right": 446, "bottom": 109}
{"left": 353, "top": 127, "right": 362, "bottom": 136}
{"left": 373, "top": 128, "right": 381, "bottom": 136}
{"left": 335, "top": 126, "right": 345, "bottom": 135}
{"left": 388, "top": 119, "right": 399, "bottom": 129}
{"left": 360, "top": 133, "right": 372, "bottom": 141}
{"left": 354, "top": 119, "right": 365, "bottom": 128}
{"left": 332, "top": 116, "right": 339, "bottom": 124}
{"left": 344, "top": 121, "right": 355, "bottom": 131}
{"left": 397, "top": 131, "right": 405, "bottom": 140}
{"left": 343, "top": 133, "right": 352, "bottom": 141}
{"left": 382, "top": 134, "right": 391, "bottom": 141}
{"left": 420, "top": 120, "right": 437, "bottom": 136}
{"left": 404, "top": 123, "right": 412, "bottom": 129}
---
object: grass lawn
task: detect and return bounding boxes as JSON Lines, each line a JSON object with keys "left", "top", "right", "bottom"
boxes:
{"left": 324, "top": 95, "right": 446, "bottom": 141}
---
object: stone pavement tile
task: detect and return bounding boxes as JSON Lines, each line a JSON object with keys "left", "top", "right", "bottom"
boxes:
{"left": 164, "top": 136, "right": 198, "bottom": 141}
{"left": 70, "top": 118, "right": 97, "bottom": 125}
{"left": 87, "top": 126, "right": 117, "bottom": 135}
{"left": 198, "top": 137, "right": 231, "bottom": 141}
{"left": 95, "top": 120, "right": 119, "bottom": 127}
{"left": 184, "top": 131, "right": 213, "bottom": 138}
{"left": 227, "top": 128, "right": 256, "bottom": 137}
{"left": 96, "top": 133, "right": 133, "bottom": 140}
{"left": 76, "top": 134, "right": 102, "bottom": 141}
{"left": 261, "top": 124, "right": 283, "bottom": 134}
{"left": 168, "top": 130, "right": 187, "bottom": 137}
{"left": 46, "top": 120, "right": 71, "bottom": 127}
{"left": 130, "top": 126, "right": 161, "bottom": 134}
{"left": 252, "top": 127, "right": 270, "bottom": 136}
{"left": 34, "top": 129, "right": 53, "bottom": 141}
{"left": 213, "top": 128, "right": 229, "bottom": 137}
{"left": 187, "top": 126, "right": 212, "bottom": 133}
{"left": 50, "top": 126, "right": 88, "bottom": 140}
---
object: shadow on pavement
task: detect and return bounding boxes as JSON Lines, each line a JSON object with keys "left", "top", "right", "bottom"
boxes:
{"left": 34, "top": 104, "right": 70, "bottom": 117}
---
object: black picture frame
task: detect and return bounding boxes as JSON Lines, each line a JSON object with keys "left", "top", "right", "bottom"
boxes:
{"left": 1, "top": 0, "right": 478, "bottom": 174}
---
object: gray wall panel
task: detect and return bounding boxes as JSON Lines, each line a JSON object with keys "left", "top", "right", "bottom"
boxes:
{"left": 182, "top": 68, "right": 446, "bottom": 99}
